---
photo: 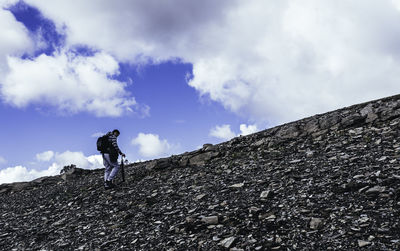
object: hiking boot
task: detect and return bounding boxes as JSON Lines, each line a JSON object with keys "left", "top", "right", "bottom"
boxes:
{"left": 104, "top": 180, "right": 115, "bottom": 190}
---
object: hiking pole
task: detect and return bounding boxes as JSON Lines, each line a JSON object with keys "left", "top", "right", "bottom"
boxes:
{"left": 120, "top": 155, "right": 126, "bottom": 183}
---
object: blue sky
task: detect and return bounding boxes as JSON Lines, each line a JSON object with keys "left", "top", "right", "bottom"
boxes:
{"left": 1, "top": 0, "right": 400, "bottom": 184}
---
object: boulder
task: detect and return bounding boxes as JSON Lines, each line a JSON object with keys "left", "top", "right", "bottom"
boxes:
{"left": 275, "top": 124, "right": 299, "bottom": 139}
{"left": 144, "top": 158, "right": 171, "bottom": 170}
{"left": 189, "top": 151, "right": 219, "bottom": 166}
{"left": 61, "top": 166, "right": 90, "bottom": 181}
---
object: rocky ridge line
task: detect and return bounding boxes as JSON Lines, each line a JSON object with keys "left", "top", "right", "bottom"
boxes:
{"left": 1, "top": 94, "right": 400, "bottom": 250}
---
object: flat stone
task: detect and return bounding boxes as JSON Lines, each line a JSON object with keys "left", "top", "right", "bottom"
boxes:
{"left": 306, "top": 151, "right": 314, "bottom": 157}
{"left": 253, "top": 139, "right": 266, "bottom": 147}
{"left": 229, "top": 183, "right": 244, "bottom": 188}
{"left": 358, "top": 240, "right": 372, "bottom": 247}
{"left": 219, "top": 237, "right": 236, "bottom": 248}
{"left": 195, "top": 194, "right": 206, "bottom": 201}
{"left": 189, "top": 152, "right": 219, "bottom": 166}
{"left": 260, "top": 190, "right": 270, "bottom": 199}
{"left": 310, "top": 217, "right": 323, "bottom": 230}
{"left": 366, "top": 186, "right": 386, "bottom": 194}
{"left": 201, "top": 216, "right": 218, "bottom": 225}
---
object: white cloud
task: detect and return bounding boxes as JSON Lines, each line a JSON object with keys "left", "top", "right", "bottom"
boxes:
{"left": 24, "top": 0, "right": 236, "bottom": 62}
{"left": 1, "top": 51, "right": 137, "bottom": 117}
{"left": 91, "top": 132, "right": 104, "bottom": 138}
{"left": 391, "top": 0, "right": 400, "bottom": 11}
{"left": 0, "top": 3, "right": 148, "bottom": 118}
{"left": 131, "top": 133, "right": 172, "bottom": 158}
{"left": 210, "top": 124, "right": 236, "bottom": 141}
{"left": 36, "top": 150, "right": 54, "bottom": 162}
{"left": 0, "top": 156, "right": 6, "bottom": 165}
{"left": 187, "top": 0, "right": 400, "bottom": 124}
{"left": 210, "top": 123, "right": 258, "bottom": 140}
{"left": 54, "top": 151, "right": 89, "bottom": 168}
{"left": 0, "top": 0, "right": 18, "bottom": 6}
{"left": 0, "top": 3, "right": 33, "bottom": 75}
{"left": 53, "top": 151, "right": 102, "bottom": 170}
{"left": 0, "top": 151, "right": 104, "bottom": 184}
{"left": 86, "top": 154, "right": 103, "bottom": 168}
{"left": 6, "top": 0, "right": 400, "bottom": 124}
{"left": 239, "top": 124, "right": 258, "bottom": 136}
{"left": 0, "top": 165, "right": 59, "bottom": 184}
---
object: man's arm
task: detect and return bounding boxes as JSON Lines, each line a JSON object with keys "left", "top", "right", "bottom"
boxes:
{"left": 109, "top": 134, "right": 125, "bottom": 156}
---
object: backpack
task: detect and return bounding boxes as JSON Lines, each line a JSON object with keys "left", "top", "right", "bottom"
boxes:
{"left": 96, "top": 135, "right": 109, "bottom": 152}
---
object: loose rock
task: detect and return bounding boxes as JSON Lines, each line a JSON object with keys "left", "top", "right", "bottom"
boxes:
{"left": 1, "top": 94, "right": 400, "bottom": 250}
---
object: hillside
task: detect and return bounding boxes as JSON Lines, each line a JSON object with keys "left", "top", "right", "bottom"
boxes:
{"left": 1, "top": 94, "right": 400, "bottom": 250}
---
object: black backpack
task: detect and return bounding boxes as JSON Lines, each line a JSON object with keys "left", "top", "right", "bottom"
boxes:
{"left": 96, "top": 135, "right": 109, "bottom": 152}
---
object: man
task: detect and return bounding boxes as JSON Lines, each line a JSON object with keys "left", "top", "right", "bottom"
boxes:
{"left": 102, "top": 129, "right": 126, "bottom": 189}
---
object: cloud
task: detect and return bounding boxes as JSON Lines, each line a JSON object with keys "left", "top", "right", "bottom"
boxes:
{"left": 210, "top": 124, "right": 236, "bottom": 141}
{"left": 0, "top": 151, "right": 104, "bottom": 184}
{"left": 239, "top": 124, "right": 258, "bottom": 136}
{"left": 0, "top": 3, "right": 33, "bottom": 75}
{"left": 91, "top": 132, "right": 104, "bottom": 138}
{"left": 187, "top": 0, "right": 400, "bottom": 124}
{"left": 18, "top": 0, "right": 400, "bottom": 125}
{"left": 53, "top": 151, "right": 102, "bottom": 170}
{"left": 0, "top": 165, "right": 59, "bottom": 184}
{"left": 393, "top": 0, "right": 400, "bottom": 10}
{"left": 36, "top": 150, "right": 54, "bottom": 162}
{"left": 54, "top": 151, "right": 89, "bottom": 168}
{"left": 0, "top": 3, "right": 148, "bottom": 118}
{"left": 24, "top": 0, "right": 238, "bottom": 62}
{"left": 1, "top": 50, "right": 137, "bottom": 117}
{"left": 131, "top": 133, "right": 173, "bottom": 158}
{"left": 0, "top": 156, "right": 6, "bottom": 165}
{"left": 86, "top": 154, "right": 103, "bottom": 169}
{"left": 210, "top": 123, "right": 259, "bottom": 140}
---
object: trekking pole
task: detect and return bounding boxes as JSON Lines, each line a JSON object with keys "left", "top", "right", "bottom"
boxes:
{"left": 121, "top": 155, "right": 126, "bottom": 183}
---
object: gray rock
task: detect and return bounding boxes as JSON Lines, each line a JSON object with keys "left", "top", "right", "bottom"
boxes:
{"left": 60, "top": 166, "right": 90, "bottom": 181}
{"left": 144, "top": 158, "right": 171, "bottom": 170}
{"left": 203, "top": 144, "right": 217, "bottom": 151}
{"left": 366, "top": 112, "right": 379, "bottom": 123}
{"left": 303, "top": 119, "right": 320, "bottom": 135}
{"left": 319, "top": 112, "right": 340, "bottom": 129}
{"left": 178, "top": 155, "right": 190, "bottom": 167}
{"left": 305, "top": 150, "right": 314, "bottom": 157}
{"left": 201, "top": 216, "right": 218, "bottom": 225}
{"left": 276, "top": 124, "right": 299, "bottom": 139}
{"left": 310, "top": 217, "right": 323, "bottom": 230}
{"left": 358, "top": 240, "right": 372, "bottom": 247}
{"left": 360, "top": 104, "right": 374, "bottom": 117}
{"left": 341, "top": 114, "right": 364, "bottom": 128}
{"left": 260, "top": 190, "right": 270, "bottom": 199}
{"left": 365, "top": 186, "right": 386, "bottom": 194}
{"left": 189, "top": 151, "right": 219, "bottom": 166}
{"left": 253, "top": 139, "right": 266, "bottom": 147}
{"left": 219, "top": 237, "right": 236, "bottom": 248}
{"left": 229, "top": 183, "right": 244, "bottom": 188}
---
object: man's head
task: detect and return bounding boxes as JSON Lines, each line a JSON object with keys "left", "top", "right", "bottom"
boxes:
{"left": 112, "top": 129, "right": 120, "bottom": 137}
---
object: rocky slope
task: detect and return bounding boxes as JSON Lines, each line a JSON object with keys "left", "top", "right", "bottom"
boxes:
{"left": 1, "top": 94, "right": 400, "bottom": 250}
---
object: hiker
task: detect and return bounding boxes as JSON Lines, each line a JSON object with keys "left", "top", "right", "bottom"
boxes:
{"left": 101, "top": 129, "right": 126, "bottom": 189}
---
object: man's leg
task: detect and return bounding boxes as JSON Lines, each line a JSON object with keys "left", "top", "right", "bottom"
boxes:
{"left": 103, "top": 154, "right": 113, "bottom": 184}
{"left": 108, "top": 160, "right": 120, "bottom": 181}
